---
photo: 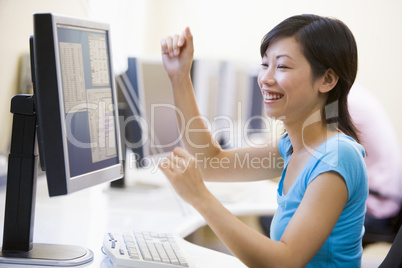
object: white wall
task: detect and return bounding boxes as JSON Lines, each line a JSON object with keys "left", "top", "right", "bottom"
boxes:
{"left": 0, "top": 0, "right": 90, "bottom": 152}
{"left": 1, "top": 0, "right": 402, "bottom": 153}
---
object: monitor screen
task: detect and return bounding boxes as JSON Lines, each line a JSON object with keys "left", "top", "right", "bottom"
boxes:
{"left": 120, "top": 58, "right": 182, "bottom": 170}
{"left": 33, "top": 13, "right": 123, "bottom": 196}
{"left": 138, "top": 59, "right": 181, "bottom": 158}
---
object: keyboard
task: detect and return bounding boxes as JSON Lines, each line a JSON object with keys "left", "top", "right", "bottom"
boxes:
{"left": 102, "top": 230, "right": 191, "bottom": 267}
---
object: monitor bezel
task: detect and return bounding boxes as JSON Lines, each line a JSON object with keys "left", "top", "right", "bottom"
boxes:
{"left": 33, "top": 13, "right": 123, "bottom": 196}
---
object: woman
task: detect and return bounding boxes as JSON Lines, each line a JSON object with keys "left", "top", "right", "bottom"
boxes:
{"left": 159, "top": 14, "right": 368, "bottom": 267}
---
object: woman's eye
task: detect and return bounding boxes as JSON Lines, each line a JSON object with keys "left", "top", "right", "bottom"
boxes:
{"left": 277, "top": 65, "right": 288, "bottom": 69}
{"left": 261, "top": 63, "right": 268, "bottom": 68}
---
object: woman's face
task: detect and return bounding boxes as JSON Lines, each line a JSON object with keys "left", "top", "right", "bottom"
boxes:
{"left": 258, "top": 36, "right": 325, "bottom": 125}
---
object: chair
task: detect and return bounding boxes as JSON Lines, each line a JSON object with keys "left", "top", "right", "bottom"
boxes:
{"left": 378, "top": 225, "right": 402, "bottom": 268}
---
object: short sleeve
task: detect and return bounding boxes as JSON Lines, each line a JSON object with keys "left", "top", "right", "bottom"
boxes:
{"left": 307, "top": 136, "right": 367, "bottom": 201}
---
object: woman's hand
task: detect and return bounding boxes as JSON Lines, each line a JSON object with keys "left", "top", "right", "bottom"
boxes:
{"left": 161, "top": 27, "right": 194, "bottom": 81}
{"left": 159, "top": 147, "right": 211, "bottom": 207}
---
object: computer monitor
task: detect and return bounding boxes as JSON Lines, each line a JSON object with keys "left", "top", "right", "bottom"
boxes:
{"left": 0, "top": 13, "right": 123, "bottom": 265}
{"left": 137, "top": 58, "right": 181, "bottom": 158}
{"left": 117, "top": 58, "right": 181, "bottom": 175}
{"left": 34, "top": 13, "right": 123, "bottom": 195}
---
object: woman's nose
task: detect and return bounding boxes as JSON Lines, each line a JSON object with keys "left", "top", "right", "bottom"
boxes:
{"left": 259, "top": 69, "right": 276, "bottom": 86}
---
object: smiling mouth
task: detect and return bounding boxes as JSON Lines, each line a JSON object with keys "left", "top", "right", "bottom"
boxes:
{"left": 264, "top": 91, "right": 284, "bottom": 101}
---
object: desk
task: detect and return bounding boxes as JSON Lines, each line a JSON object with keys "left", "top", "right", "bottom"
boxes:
{"left": 0, "top": 165, "right": 278, "bottom": 267}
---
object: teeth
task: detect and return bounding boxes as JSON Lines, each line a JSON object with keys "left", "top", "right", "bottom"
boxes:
{"left": 264, "top": 92, "right": 283, "bottom": 100}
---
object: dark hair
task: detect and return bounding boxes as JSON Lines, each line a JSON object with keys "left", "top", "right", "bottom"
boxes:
{"left": 260, "top": 14, "right": 360, "bottom": 144}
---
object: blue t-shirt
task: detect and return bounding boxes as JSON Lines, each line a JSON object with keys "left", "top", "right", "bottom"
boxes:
{"left": 271, "top": 134, "right": 368, "bottom": 267}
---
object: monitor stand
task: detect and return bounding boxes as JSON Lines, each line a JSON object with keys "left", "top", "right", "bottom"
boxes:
{"left": 0, "top": 95, "right": 93, "bottom": 266}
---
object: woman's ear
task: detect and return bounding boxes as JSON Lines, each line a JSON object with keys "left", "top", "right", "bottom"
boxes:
{"left": 319, "top": 69, "right": 339, "bottom": 93}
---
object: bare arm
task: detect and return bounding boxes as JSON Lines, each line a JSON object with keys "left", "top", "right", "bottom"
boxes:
{"left": 161, "top": 28, "right": 282, "bottom": 182}
{"left": 159, "top": 148, "right": 348, "bottom": 267}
